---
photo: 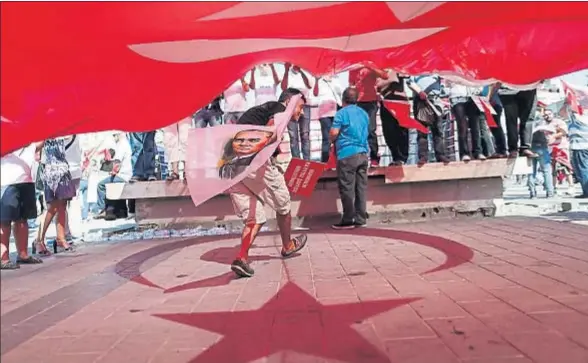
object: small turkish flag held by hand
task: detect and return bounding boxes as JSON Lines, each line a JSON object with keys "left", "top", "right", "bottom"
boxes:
{"left": 326, "top": 146, "right": 337, "bottom": 170}
{"left": 562, "top": 80, "right": 584, "bottom": 115}
{"left": 383, "top": 100, "right": 429, "bottom": 134}
{"left": 480, "top": 99, "right": 498, "bottom": 128}
{"left": 471, "top": 96, "right": 498, "bottom": 128}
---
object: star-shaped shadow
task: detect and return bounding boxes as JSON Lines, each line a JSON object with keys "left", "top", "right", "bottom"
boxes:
{"left": 154, "top": 282, "right": 420, "bottom": 363}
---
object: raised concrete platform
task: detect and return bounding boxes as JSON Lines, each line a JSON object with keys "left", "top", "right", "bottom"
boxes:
{"left": 107, "top": 158, "right": 532, "bottom": 229}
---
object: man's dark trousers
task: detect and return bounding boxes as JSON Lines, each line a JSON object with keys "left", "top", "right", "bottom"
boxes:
{"left": 337, "top": 153, "right": 369, "bottom": 224}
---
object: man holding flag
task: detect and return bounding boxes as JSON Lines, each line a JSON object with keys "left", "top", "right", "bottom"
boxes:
{"left": 564, "top": 82, "right": 588, "bottom": 198}
{"left": 229, "top": 88, "right": 309, "bottom": 278}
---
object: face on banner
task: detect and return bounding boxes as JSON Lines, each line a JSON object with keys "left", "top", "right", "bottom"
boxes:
{"left": 218, "top": 129, "right": 274, "bottom": 180}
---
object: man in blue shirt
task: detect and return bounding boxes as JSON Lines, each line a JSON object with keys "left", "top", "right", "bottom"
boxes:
{"left": 329, "top": 87, "right": 369, "bottom": 229}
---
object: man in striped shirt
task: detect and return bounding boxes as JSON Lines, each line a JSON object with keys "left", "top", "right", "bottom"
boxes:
{"left": 406, "top": 74, "right": 450, "bottom": 164}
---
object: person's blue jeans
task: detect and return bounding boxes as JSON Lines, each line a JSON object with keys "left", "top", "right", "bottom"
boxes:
{"left": 79, "top": 178, "right": 93, "bottom": 220}
{"left": 527, "top": 146, "right": 554, "bottom": 197}
{"left": 571, "top": 149, "right": 588, "bottom": 197}
{"left": 319, "top": 116, "right": 334, "bottom": 162}
{"left": 194, "top": 109, "right": 222, "bottom": 128}
{"left": 288, "top": 105, "right": 311, "bottom": 160}
{"left": 96, "top": 175, "right": 126, "bottom": 211}
{"left": 129, "top": 132, "right": 156, "bottom": 179}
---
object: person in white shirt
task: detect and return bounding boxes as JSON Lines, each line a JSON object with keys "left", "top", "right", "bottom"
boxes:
{"left": 313, "top": 74, "right": 343, "bottom": 162}
{"left": 249, "top": 63, "right": 281, "bottom": 106}
{"left": 223, "top": 78, "right": 250, "bottom": 124}
{"left": 1, "top": 144, "right": 44, "bottom": 269}
{"left": 162, "top": 116, "right": 192, "bottom": 180}
{"left": 95, "top": 132, "right": 132, "bottom": 218}
{"left": 282, "top": 63, "right": 314, "bottom": 160}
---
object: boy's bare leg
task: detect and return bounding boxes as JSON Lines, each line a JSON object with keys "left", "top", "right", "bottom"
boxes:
{"left": 276, "top": 212, "right": 294, "bottom": 250}
{"left": 237, "top": 222, "right": 263, "bottom": 261}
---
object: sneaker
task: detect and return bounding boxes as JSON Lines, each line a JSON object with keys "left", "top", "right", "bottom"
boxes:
{"left": 437, "top": 156, "right": 451, "bottom": 164}
{"left": 332, "top": 221, "right": 355, "bottom": 230}
{"left": 461, "top": 155, "right": 471, "bottom": 162}
{"left": 389, "top": 161, "right": 405, "bottom": 166}
{"left": 231, "top": 259, "right": 254, "bottom": 278}
{"left": 508, "top": 151, "right": 519, "bottom": 158}
{"left": 521, "top": 149, "right": 538, "bottom": 158}
{"left": 354, "top": 221, "right": 367, "bottom": 228}
{"left": 476, "top": 154, "right": 487, "bottom": 161}
{"left": 370, "top": 160, "right": 380, "bottom": 168}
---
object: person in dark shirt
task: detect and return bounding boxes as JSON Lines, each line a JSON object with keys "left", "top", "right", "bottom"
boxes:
{"left": 377, "top": 71, "right": 410, "bottom": 165}
{"left": 229, "top": 88, "right": 309, "bottom": 278}
{"left": 237, "top": 101, "right": 287, "bottom": 126}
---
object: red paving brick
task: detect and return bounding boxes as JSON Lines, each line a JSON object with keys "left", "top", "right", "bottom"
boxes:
{"left": 2, "top": 217, "right": 588, "bottom": 363}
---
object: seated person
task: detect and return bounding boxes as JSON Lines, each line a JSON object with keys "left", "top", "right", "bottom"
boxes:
{"left": 95, "top": 132, "right": 132, "bottom": 220}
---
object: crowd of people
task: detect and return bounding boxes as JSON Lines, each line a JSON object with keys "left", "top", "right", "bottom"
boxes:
{"left": 1, "top": 62, "right": 587, "bottom": 273}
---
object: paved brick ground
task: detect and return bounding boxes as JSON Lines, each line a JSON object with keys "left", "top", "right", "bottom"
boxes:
{"left": 2, "top": 217, "right": 588, "bottom": 363}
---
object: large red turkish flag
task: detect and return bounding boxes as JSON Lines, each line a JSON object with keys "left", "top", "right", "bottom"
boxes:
{"left": 2, "top": 2, "right": 588, "bottom": 155}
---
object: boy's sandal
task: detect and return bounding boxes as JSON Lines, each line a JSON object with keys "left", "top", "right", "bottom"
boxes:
{"left": 281, "top": 234, "right": 308, "bottom": 258}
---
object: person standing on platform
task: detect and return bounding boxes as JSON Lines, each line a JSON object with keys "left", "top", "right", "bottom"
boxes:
{"left": 407, "top": 75, "right": 450, "bottom": 164}
{"left": 282, "top": 63, "right": 313, "bottom": 160}
{"left": 250, "top": 64, "right": 281, "bottom": 106}
{"left": 377, "top": 71, "right": 410, "bottom": 166}
{"left": 481, "top": 83, "right": 508, "bottom": 158}
{"left": 129, "top": 130, "right": 157, "bottom": 182}
{"left": 349, "top": 64, "right": 389, "bottom": 167}
{"left": 313, "top": 74, "right": 343, "bottom": 163}
{"left": 223, "top": 78, "right": 250, "bottom": 124}
{"left": 498, "top": 85, "right": 539, "bottom": 158}
{"left": 162, "top": 117, "right": 192, "bottom": 180}
{"left": 329, "top": 87, "right": 370, "bottom": 230}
